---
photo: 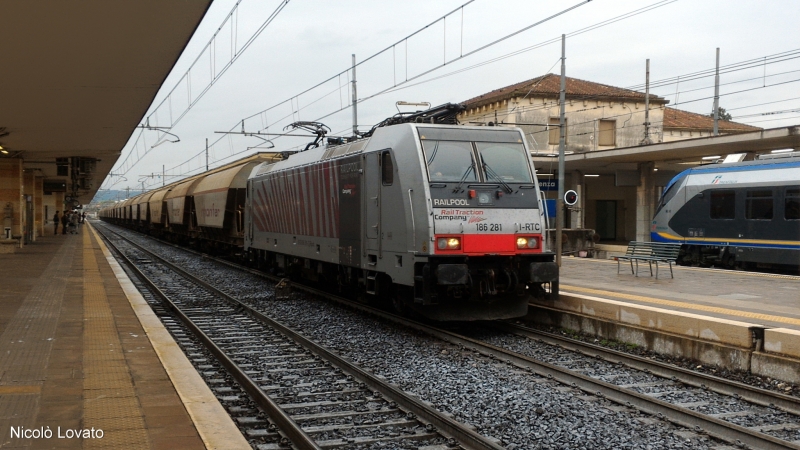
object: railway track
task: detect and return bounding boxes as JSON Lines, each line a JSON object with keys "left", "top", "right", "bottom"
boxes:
{"left": 96, "top": 222, "right": 800, "bottom": 449}
{"left": 94, "top": 224, "right": 502, "bottom": 450}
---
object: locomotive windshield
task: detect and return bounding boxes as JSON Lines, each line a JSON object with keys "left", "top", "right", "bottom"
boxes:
{"left": 476, "top": 142, "right": 533, "bottom": 183}
{"left": 422, "top": 140, "right": 478, "bottom": 182}
{"left": 422, "top": 139, "right": 532, "bottom": 183}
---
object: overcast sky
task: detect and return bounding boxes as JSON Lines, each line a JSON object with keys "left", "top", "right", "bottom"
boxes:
{"left": 105, "top": 0, "right": 800, "bottom": 192}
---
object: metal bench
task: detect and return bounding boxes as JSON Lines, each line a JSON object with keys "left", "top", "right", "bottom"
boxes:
{"left": 614, "top": 241, "right": 682, "bottom": 279}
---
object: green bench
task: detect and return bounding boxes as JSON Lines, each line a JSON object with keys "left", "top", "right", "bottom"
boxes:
{"left": 614, "top": 241, "right": 682, "bottom": 279}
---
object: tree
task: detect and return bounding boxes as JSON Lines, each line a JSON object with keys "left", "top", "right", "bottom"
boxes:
{"left": 710, "top": 106, "right": 732, "bottom": 121}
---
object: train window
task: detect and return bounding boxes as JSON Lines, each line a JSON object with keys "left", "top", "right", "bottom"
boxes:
{"left": 475, "top": 142, "right": 533, "bottom": 183}
{"left": 710, "top": 190, "right": 735, "bottom": 219}
{"left": 786, "top": 187, "right": 800, "bottom": 220}
{"left": 745, "top": 190, "right": 773, "bottom": 220}
{"left": 422, "top": 140, "right": 478, "bottom": 182}
{"left": 655, "top": 176, "right": 686, "bottom": 215}
{"left": 381, "top": 151, "right": 393, "bottom": 185}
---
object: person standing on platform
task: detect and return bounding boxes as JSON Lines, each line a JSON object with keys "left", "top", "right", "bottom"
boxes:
{"left": 61, "top": 211, "right": 69, "bottom": 235}
{"left": 53, "top": 211, "right": 60, "bottom": 235}
{"left": 71, "top": 211, "right": 79, "bottom": 233}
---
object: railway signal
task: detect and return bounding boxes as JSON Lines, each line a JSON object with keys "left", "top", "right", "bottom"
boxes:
{"left": 564, "top": 190, "right": 578, "bottom": 206}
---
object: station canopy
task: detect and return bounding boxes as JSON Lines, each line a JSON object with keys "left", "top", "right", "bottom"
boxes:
{"left": 0, "top": 1, "right": 212, "bottom": 204}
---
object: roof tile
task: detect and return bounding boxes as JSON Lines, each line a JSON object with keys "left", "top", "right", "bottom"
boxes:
{"left": 461, "top": 73, "right": 667, "bottom": 109}
{"left": 662, "top": 107, "right": 761, "bottom": 133}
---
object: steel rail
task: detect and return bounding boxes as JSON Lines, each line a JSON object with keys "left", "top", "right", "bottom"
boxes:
{"left": 94, "top": 225, "right": 321, "bottom": 450}
{"left": 96, "top": 224, "right": 504, "bottom": 450}
{"left": 492, "top": 321, "right": 800, "bottom": 415}
{"left": 389, "top": 322, "right": 800, "bottom": 450}
{"left": 97, "top": 223, "right": 800, "bottom": 450}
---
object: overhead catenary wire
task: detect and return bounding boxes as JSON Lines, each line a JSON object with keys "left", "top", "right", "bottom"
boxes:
{"left": 461, "top": 53, "right": 800, "bottom": 123}
{"left": 135, "top": 0, "right": 598, "bottom": 189}
{"left": 104, "top": 0, "right": 292, "bottom": 187}
{"left": 118, "top": 2, "right": 799, "bottom": 192}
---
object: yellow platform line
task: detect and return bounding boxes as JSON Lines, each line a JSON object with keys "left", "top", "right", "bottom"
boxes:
{"left": 82, "top": 228, "right": 150, "bottom": 449}
{"left": 570, "top": 256, "right": 800, "bottom": 280}
{"left": 88, "top": 223, "right": 251, "bottom": 450}
{"left": 560, "top": 284, "right": 800, "bottom": 327}
{"left": 0, "top": 385, "right": 41, "bottom": 394}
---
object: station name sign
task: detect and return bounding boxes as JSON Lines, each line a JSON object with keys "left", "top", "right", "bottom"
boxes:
{"left": 537, "top": 179, "right": 558, "bottom": 191}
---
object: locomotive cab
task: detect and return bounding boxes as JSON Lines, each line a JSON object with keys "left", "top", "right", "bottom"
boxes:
{"left": 406, "top": 126, "right": 557, "bottom": 319}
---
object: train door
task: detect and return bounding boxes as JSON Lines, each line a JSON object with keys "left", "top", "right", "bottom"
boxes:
{"left": 338, "top": 155, "right": 362, "bottom": 268}
{"left": 364, "top": 152, "right": 381, "bottom": 259}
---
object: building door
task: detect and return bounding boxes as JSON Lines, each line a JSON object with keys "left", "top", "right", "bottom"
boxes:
{"left": 595, "top": 200, "right": 617, "bottom": 241}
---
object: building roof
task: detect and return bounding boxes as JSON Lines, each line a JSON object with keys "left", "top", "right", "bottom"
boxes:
{"left": 662, "top": 107, "right": 761, "bottom": 133}
{"left": 462, "top": 73, "right": 667, "bottom": 109}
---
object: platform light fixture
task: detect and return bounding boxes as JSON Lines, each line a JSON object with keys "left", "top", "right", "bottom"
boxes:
{"left": 701, "top": 155, "right": 721, "bottom": 160}
{"left": 584, "top": 174, "right": 600, "bottom": 177}
{"left": 771, "top": 149, "right": 793, "bottom": 153}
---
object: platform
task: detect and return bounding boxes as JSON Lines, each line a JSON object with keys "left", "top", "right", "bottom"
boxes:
{"left": 0, "top": 225, "right": 247, "bottom": 449}
{"left": 558, "top": 256, "right": 800, "bottom": 331}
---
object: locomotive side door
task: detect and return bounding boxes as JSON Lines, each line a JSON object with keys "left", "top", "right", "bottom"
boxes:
{"left": 364, "top": 152, "right": 381, "bottom": 258}
{"left": 338, "top": 155, "right": 362, "bottom": 268}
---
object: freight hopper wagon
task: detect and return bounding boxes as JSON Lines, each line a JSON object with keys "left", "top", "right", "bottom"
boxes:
{"left": 245, "top": 123, "right": 558, "bottom": 321}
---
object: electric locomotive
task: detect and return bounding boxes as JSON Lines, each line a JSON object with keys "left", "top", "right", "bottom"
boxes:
{"left": 651, "top": 153, "right": 800, "bottom": 270}
{"left": 245, "top": 105, "right": 557, "bottom": 320}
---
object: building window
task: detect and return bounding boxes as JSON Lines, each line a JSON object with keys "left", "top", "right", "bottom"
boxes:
{"left": 710, "top": 189, "right": 735, "bottom": 219}
{"left": 785, "top": 187, "right": 800, "bottom": 220}
{"left": 745, "top": 190, "right": 773, "bottom": 220}
{"left": 548, "top": 117, "right": 566, "bottom": 145}
{"left": 598, "top": 119, "right": 616, "bottom": 146}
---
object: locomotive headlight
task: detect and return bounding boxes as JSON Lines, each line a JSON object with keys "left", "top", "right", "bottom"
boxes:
{"left": 447, "top": 238, "right": 461, "bottom": 249}
{"left": 438, "top": 237, "right": 461, "bottom": 250}
{"left": 516, "top": 237, "right": 539, "bottom": 249}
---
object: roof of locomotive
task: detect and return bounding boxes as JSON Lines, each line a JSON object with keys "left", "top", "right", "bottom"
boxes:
{"left": 250, "top": 123, "right": 526, "bottom": 178}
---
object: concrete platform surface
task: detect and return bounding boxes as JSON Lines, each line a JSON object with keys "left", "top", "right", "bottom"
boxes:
{"left": 0, "top": 226, "right": 247, "bottom": 449}
{"left": 559, "top": 256, "right": 800, "bottom": 331}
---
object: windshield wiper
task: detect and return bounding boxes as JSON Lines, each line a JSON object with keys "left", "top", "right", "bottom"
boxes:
{"left": 425, "top": 141, "right": 440, "bottom": 165}
{"left": 482, "top": 162, "right": 513, "bottom": 194}
{"left": 452, "top": 163, "right": 475, "bottom": 193}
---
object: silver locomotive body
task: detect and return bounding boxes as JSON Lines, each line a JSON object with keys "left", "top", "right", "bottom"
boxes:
{"left": 245, "top": 123, "right": 557, "bottom": 320}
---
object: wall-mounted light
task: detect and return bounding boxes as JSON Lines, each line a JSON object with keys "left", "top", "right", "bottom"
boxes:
{"left": 585, "top": 174, "right": 600, "bottom": 177}
{"left": 0, "top": 145, "right": 7, "bottom": 154}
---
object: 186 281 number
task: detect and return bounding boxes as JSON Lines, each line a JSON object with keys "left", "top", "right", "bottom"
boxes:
{"left": 476, "top": 223, "right": 502, "bottom": 231}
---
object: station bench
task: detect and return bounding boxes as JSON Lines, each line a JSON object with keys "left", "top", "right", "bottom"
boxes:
{"left": 614, "top": 241, "right": 682, "bottom": 279}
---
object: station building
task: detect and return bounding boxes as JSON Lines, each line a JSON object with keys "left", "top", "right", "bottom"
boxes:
{"left": 457, "top": 74, "right": 799, "bottom": 248}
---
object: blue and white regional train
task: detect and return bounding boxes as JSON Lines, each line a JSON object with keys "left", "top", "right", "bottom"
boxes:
{"left": 101, "top": 104, "right": 558, "bottom": 320}
{"left": 651, "top": 154, "right": 800, "bottom": 270}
